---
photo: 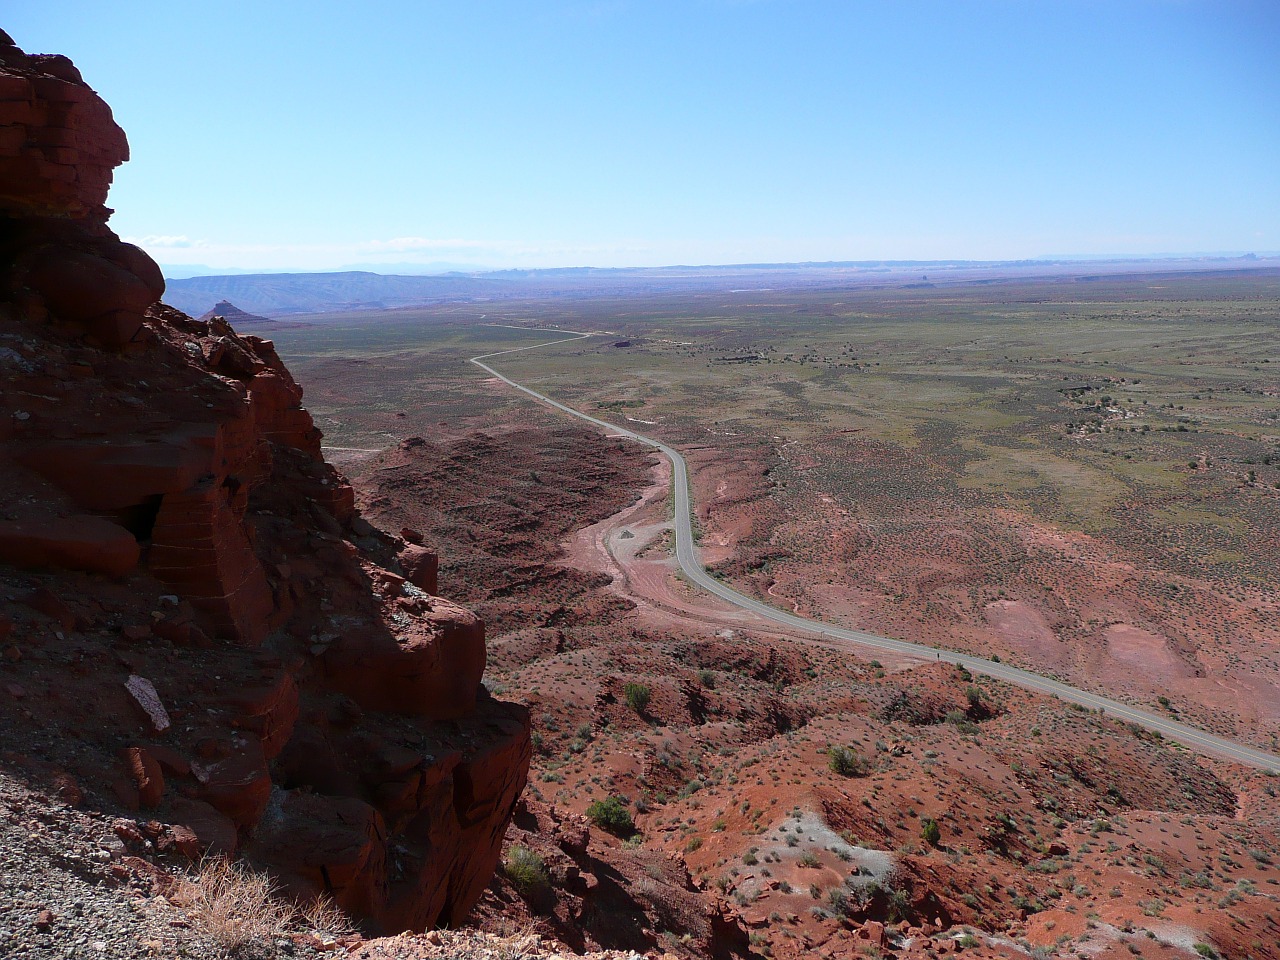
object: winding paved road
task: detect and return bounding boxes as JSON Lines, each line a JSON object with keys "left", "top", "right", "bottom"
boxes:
{"left": 472, "top": 334, "right": 1280, "bottom": 773}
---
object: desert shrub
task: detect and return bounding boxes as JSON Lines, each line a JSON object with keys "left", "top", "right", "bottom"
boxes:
{"left": 965, "top": 686, "right": 985, "bottom": 716}
{"left": 504, "top": 844, "right": 549, "bottom": 895}
{"left": 623, "top": 682, "right": 652, "bottom": 713}
{"left": 698, "top": 668, "right": 716, "bottom": 688}
{"left": 920, "top": 817, "right": 941, "bottom": 847}
{"left": 167, "top": 857, "right": 291, "bottom": 954}
{"left": 886, "top": 886, "right": 911, "bottom": 921}
{"left": 827, "top": 745, "right": 869, "bottom": 777}
{"left": 586, "top": 796, "right": 634, "bottom": 835}
{"left": 826, "top": 887, "right": 849, "bottom": 916}
{"left": 679, "top": 777, "right": 705, "bottom": 798}
{"left": 1193, "top": 945, "right": 1218, "bottom": 959}
{"left": 945, "top": 710, "right": 980, "bottom": 735}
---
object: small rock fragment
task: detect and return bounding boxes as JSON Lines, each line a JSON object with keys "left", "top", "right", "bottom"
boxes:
{"left": 125, "top": 675, "right": 171, "bottom": 732}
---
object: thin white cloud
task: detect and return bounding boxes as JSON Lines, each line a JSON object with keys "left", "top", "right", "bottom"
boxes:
{"left": 125, "top": 234, "right": 202, "bottom": 248}
{"left": 129, "top": 233, "right": 672, "bottom": 270}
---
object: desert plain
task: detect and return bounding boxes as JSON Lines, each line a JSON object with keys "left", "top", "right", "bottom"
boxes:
{"left": 254, "top": 267, "right": 1280, "bottom": 959}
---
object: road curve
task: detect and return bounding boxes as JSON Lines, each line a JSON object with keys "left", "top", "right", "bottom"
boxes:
{"left": 471, "top": 335, "right": 1280, "bottom": 773}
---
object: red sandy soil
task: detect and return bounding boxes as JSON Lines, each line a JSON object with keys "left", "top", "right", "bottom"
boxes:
{"left": 686, "top": 434, "right": 1280, "bottom": 754}
{"left": 351, "top": 423, "right": 1280, "bottom": 960}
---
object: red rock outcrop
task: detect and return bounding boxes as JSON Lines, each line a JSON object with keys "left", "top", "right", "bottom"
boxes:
{"left": 0, "top": 33, "right": 529, "bottom": 934}
{"left": 0, "top": 31, "right": 126, "bottom": 220}
{"left": 0, "top": 29, "right": 162, "bottom": 348}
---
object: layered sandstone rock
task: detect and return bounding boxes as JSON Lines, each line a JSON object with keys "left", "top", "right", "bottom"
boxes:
{"left": 0, "top": 29, "right": 126, "bottom": 220}
{"left": 0, "top": 29, "right": 162, "bottom": 348}
{"left": 0, "top": 33, "right": 529, "bottom": 933}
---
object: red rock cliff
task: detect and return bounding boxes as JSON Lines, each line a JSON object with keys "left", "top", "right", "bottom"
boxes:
{"left": 0, "top": 31, "right": 529, "bottom": 932}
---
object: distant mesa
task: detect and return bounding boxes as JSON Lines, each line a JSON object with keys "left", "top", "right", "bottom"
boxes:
{"left": 196, "top": 299, "right": 270, "bottom": 325}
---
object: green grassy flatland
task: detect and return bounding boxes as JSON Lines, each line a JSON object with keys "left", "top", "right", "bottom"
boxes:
{"left": 483, "top": 276, "right": 1280, "bottom": 551}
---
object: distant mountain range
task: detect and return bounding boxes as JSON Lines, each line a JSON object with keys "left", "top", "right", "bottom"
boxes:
{"left": 159, "top": 261, "right": 493, "bottom": 279}
{"left": 162, "top": 271, "right": 511, "bottom": 317}
{"left": 161, "top": 256, "right": 1279, "bottom": 319}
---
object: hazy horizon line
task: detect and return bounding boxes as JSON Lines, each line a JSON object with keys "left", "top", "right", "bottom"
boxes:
{"left": 159, "top": 250, "right": 1280, "bottom": 280}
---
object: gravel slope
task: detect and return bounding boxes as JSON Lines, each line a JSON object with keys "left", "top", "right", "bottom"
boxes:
{"left": 0, "top": 769, "right": 640, "bottom": 960}
{"left": 0, "top": 769, "right": 223, "bottom": 958}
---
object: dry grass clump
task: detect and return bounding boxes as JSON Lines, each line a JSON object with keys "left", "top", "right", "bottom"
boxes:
{"left": 297, "top": 894, "right": 356, "bottom": 943}
{"left": 167, "top": 857, "right": 288, "bottom": 954}
{"left": 167, "top": 857, "right": 352, "bottom": 955}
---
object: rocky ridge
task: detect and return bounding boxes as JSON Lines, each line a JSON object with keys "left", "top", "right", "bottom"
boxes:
{"left": 0, "top": 30, "right": 529, "bottom": 935}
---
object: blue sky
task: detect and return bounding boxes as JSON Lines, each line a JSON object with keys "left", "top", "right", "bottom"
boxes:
{"left": 10, "top": 1, "right": 1280, "bottom": 271}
